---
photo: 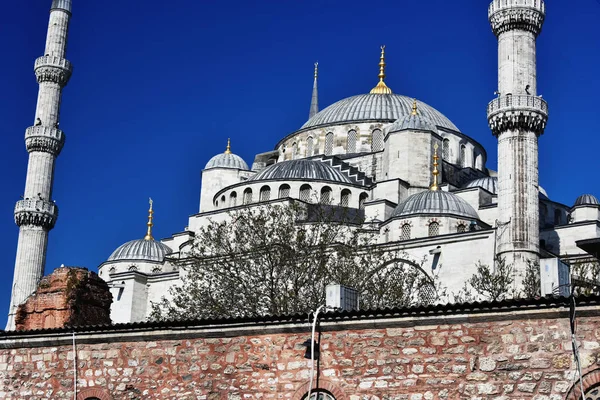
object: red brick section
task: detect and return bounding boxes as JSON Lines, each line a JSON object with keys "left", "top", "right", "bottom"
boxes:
{"left": 1, "top": 311, "right": 600, "bottom": 399}
{"left": 14, "top": 267, "right": 112, "bottom": 331}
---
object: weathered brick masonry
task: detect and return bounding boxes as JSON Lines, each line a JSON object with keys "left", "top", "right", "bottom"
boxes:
{"left": 1, "top": 297, "right": 600, "bottom": 399}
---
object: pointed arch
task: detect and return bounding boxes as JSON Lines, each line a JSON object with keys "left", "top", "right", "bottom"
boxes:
{"left": 371, "top": 129, "right": 383, "bottom": 152}
{"left": 324, "top": 132, "right": 334, "bottom": 155}
{"left": 347, "top": 130, "right": 357, "bottom": 154}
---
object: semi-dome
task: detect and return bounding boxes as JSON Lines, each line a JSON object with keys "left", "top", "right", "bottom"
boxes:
{"left": 392, "top": 190, "right": 479, "bottom": 220}
{"left": 301, "top": 94, "right": 459, "bottom": 132}
{"left": 465, "top": 177, "right": 548, "bottom": 198}
{"left": 205, "top": 140, "right": 248, "bottom": 170}
{"left": 108, "top": 239, "right": 172, "bottom": 263}
{"left": 387, "top": 103, "right": 437, "bottom": 133}
{"left": 251, "top": 160, "right": 352, "bottom": 184}
{"left": 574, "top": 194, "right": 600, "bottom": 207}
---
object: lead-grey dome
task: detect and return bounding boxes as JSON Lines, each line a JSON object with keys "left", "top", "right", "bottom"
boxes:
{"left": 301, "top": 94, "right": 460, "bottom": 132}
{"left": 251, "top": 160, "right": 352, "bottom": 184}
{"left": 387, "top": 113, "right": 437, "bottom": 133}
{"left": 108, "top": 239, "right": 172, "bottom": 262}
{"left": 205, "top": 153, "right": 249, "bottom": 170}
{"left": 574, "top": 194, "right": 600, "bottom": 207}
{"left": 465, "top": 177, "right": 548, "bottom": 198}
{"left": 392, "top": 190, "right": 479, "bottom": 220}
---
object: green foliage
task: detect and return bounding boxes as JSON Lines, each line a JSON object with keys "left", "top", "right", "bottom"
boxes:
{"left": 571, "top": 261, "right": 600, "bottom": 295}
{"left": 522, "top": 260, "right": 541, "bottom": 298}
{"left": 456, "top": 257, "right": 514, "bottom": 302}
{"left": 150, "top": 202, "right": 438, "bottom": 321}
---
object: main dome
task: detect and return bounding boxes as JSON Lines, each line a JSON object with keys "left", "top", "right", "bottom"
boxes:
{"left": 301, "top": 94, "right": 460, "bottom": 132}
{"left": 108, "top": 239, "right": 172, "bottom": 263}
{"left": 251, "top": 160, "right": 352, "bottom": 184}
{"left": 392, "top": 190, "right": 479, "bottom": 220}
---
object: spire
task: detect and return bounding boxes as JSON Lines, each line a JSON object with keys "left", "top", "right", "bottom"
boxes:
{"left": 144, "top": 198, "right": 154, "bottom": 241}
{"left": 412, "top": 99, "right": 418, "bottom": 116}
{"left": 309, "top": 62, "right": 319, "bottom": 119}
{"left": 370, "top": 46, "right": 393, "bottom": 95}
{"left": 225, "top": 138, "right": 232, "bottom": 154}
{"left": 430, "top": 144, "right": 440, "bottom": 191}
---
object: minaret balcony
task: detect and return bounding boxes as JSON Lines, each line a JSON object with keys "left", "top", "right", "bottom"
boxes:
{"left": 25, "top": 126, "right": 65, "bottom": 155}
{"left": 34, "top": 56, "right": 72, "bottom": 87}
{"left": 14, "top": 199, "right": 58, "bottom": 229}
{"left": 488, "top": 0, "right": 545, "bottom": 37}
{"left": 487, "top": 94, "right": 548, "bottom": 136}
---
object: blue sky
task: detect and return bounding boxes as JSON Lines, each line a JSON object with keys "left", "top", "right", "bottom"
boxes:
{"left": 1, "top": 1, "right": 599, "bottom": 325}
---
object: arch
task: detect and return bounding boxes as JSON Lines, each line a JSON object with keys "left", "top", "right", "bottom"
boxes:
{"left": 292, "top": 379, "right": 347, "bottom": 400}
{"left": 442, "top": 138, "right": 450, "bottom": 160}
{"left": 108, "top": 266, "right": 116, "bottom": 274}
{"left": 371, "top": 129, "right": 383, "bottom": 152}
{"left": 243, "top": 188, "right": 253, "bottom": 205}
{"left": 346, "top": 130, "right": 357, "bottom": 154}
{"left": 300, "top": 184, "right": 312, "bottom": 202}
{"left": 77, "top": 388, "right": 113, "bottom": 400}
{"left": 554, "top": 209, "right": 562, "bottom": 226}
{"left": 565, "top": 368, "right": 600, "bottom": 400}
{"left": 260, "top": 185, "right": 271, "bottom": 202}
{"left": 400, "top": 223, "right": 411, "bottom": 241}
{"left": 220, "top": 195, "right": 225, "bottom": 206}
{"left": 278, "top": 184, "right": 291, "bottom": 198}
{"left": 306, "top": 136, "right": 314, "bottom": 157}
{"left": 475, "top": 152, "right": 484, "bottom": 170}
{"left": 152, "top": 266, "right": 162, "bottom": 274}
{"left": 324, "top": 132, "right": 334, "bottom": 155}
{"left": 292, "top": 142, "right": 298, "bottom": 160}
{"left": 359, "top": 192, "right": 369, "bottom": 210}
{"left": 128, "top": 265, "right": 138, "bottom": 272}
{"left": 320, "top": 186, "right": 332, "bottom": 204}
{"left": 459, "top": 144, "right": 466, "bottom": 168}
{"left": 302, "top": 390, "right": 336, "bottom": 400}
{"left": 230, "top": 191, "right": 237, "bottom": 207}
{"left": 428, "top": 221, "right": 440, "bottom": 237}
{"left": 457, "top": 223, "right": 467, "bottom": 233}
{"left": 340, "top": 189, "right": 352, "bottom": 207}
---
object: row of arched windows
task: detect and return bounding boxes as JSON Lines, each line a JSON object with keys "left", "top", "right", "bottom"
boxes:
{"left": 441, "top": 138, "right": 483, "bottom": 169}
{"left": 290, "top": 129, "right": 385, "bottom": 158}
{"left": 397, "top": 221, "right": 468, "bottom": 241}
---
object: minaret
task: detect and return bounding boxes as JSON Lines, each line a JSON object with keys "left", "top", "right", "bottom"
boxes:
{"left": 6, "top": 0, "right": 73, "bottom": 330}
{"left": 309, "top": 62, "right": 319, "bottom": 119}
{"left": 487, "top": 0, "right": 548, "bottom": 291}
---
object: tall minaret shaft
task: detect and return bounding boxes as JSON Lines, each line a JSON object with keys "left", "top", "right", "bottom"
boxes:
{"left": 6, "top": 0, "right": 73, "bottom": 330}
{"left": 487, "top": 0, "right": 548, "bottom": 291}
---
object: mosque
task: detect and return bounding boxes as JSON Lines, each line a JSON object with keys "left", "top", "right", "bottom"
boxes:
{"left": 6, "top": 0, "right": 600, "bottom": 327}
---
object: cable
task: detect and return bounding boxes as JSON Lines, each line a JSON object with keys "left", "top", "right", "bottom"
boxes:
{"left": 72, "top": 331, "right": 77, "bottom": 400}
{"left": 569, "top": 295, "right": 586, "bottom": 399}
{"left": 307, "top": 305, "right": 324, "bottom": 400}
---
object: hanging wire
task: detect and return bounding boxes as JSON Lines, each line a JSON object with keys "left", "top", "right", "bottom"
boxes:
{"left": 570, "top": 295, "right": 587, "bottom": 400}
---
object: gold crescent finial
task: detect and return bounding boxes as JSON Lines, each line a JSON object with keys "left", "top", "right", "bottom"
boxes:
{"left": 370, "top": 45, "right": 392, "bottom": 94}
{"left": 430, "top": 144, "right": 440, "bottom": 191}
{"left": 225, "top": 138, "right": 232, "bottom": 154}
{"left": 412, "top": 99, "right": 418, "bottom": 116}
{"left": 144, "top": 198, "right": 154, "bottom": 241}
{"left": 314, "top": 62, "right": 318, "bottom": 79}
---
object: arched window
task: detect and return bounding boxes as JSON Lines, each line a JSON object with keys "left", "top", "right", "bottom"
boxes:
{"left": 442, "top": 139, "right": 450, "bottom": 160}
{"left": 428, "top": 222, "right": 440, "bottom": 237}
{"left": 300, "top": 184, "right": 312, "bottom": 202}
{"left": 347, "top": 130, "right": 357, "bottom": 154}
{"left": 278, "top": 184, "right": 290, "bottom": 198}
{"left": 400, "top": 224, "right": 411, "bottom": 241}
{"left": 460, "top": 145, "right": 466, "bottom": 167}
{"left": 109, "top": 267, "right": 116, "bottom": 274}
{"left": 340, "top": 189, "right": 352, "bottom": 207}
{"left": 359, "top": 192, "right": 369, "bottom": 210}
{"left": 220, "top": 195, "right": 225, "bottom": 207}
{"left": 243, "top": 188, "right": 253, "bottom": 205}
{"left": 325, "top": 132, "right": 334, "bottom": 155}
{"left": 554, "top": 209, "right": 562, "bottom": 226}
{"left": 307, "top": 136, "right": 314, "bottom": 157}
{"left": 128, "top": 265, "right": 138, "bottom": 272}
{"left": 457, "top": 224, "right": 467, "bottom": 233}
{"left": 302, "top": 390, "right": 336, "bottom": 400}
{"left": 152, "top": 266, "right": 162, "bottom": 274}
{"left": 292, "top": 142, "right": 298, "bottom": 160}
{"left": 475, "top": 152, "right": 484, "bottom": 170}
{"left": 371, "top": 129, "right": 383, "bottom": 152}
{"left": 540, "top": 203, "right": 548, "bottom": 225}
{"left": 230, "top": 191, "right": 237, "bottom": 207}
{"left": 320, "top": 186, "right": 332, "bottom": 204}
{"left": 259, "top": 186, "right": 271, "bottom": 202}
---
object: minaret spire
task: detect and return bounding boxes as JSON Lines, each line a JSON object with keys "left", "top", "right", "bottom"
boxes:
{"left": 225, "top": 138, "right": 232, "bottom": 154}
{"left": 370, "top": 46, "right": 392, "bottom": 94}
{"left": 6, "top": 1, "right": 73, "bottom": 330}
{"left": 430, "top": 144, "right": 440, "bottom": 191}
{"left": 144, "top": 198, "right": 154, "bottom": 241}
{"left": 308, "top": 62, "right": 319, "bottom": 119}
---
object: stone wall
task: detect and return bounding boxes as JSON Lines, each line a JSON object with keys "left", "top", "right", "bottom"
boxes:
{"left": 1, "top": 300, "right": 599, "bottom": 399}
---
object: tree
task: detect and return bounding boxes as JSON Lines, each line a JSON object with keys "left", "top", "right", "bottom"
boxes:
{"left": 463, "top": 257, "right": 514, "bottom": 302}
{"left": 150, "top": 201, "right": 437, "bottom": 320}
{"left": 522, "top": 260, "right": 541, "bottom": 298}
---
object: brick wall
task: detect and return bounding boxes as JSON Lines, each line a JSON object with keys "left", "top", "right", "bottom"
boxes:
{"left": 1, "top": 303, "right": 599, "bottom": 399}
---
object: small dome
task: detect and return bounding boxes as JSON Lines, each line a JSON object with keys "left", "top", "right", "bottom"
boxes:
{"left": 392, "top": 190, "right": 479, "bottom": 220}
{"left": 574, "top": 194, "right": 600, "bottom": 207}
{"left": 387, "top": 113, "right": 437, "bottom": 133}
{"left": 205, "top": 153, "right": 248, "bottom": 170}
{"left": 108, "top": 239, "right": 172, "bottom": 263}
{"left": 251, "top": 160, "right": 352, "bottom": 184}
{"left": 465, "top": 177, "right": 548, "bottom": 198}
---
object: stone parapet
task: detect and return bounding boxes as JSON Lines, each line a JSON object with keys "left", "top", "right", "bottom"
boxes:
{"left": 489, "top": 0, "right": 545, "bottom": 37}
{"left": 487, "top": 94, "right": 548, "bottom": 136}
{"left": 25, "top": 125, "right": 65, "bottom": 155}
{"left": 34, "top": 55, "right": 72, "bottom": 87}
{"left": 14, "top": 199, "right": 58, "bottom": 229}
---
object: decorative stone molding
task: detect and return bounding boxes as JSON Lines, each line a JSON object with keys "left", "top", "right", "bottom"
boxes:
{"left": 292, "top": 379, "right": 347, "bottom": 400}
{"left": 14, "top": 199, "right": 58, "bottom": 229}
{"left": 488, "top": 0, "right": 545, "bottom": 37}
{"left": 25, "top": 126, "right": 65, "bottom": 155}
{"left": 487, "top": 95, "right": 548, "bottom": 136}
{"left": 565, "top": 368, "right": 600, "bottom": 400}
{"left": 76, "top": 388, "right": 113, "bottom": 400}
{"left": 34, "top": 55, "right": 72, "bottom": 87}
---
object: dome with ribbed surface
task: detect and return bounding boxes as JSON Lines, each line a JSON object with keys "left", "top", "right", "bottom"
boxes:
{"left": 301, "top": 94, "right": 459, "bottom": 132}
{"left": 251, "top": 160, "right": 351, "bottom": 184}
{"left": 205, "top": 153, "right": 248, "bottom": 170}
{"left": 574, "top": 194, "right": 600, "bottom": 207}
{"left": 392, "top": 190, "right": 479, "bottom": 219}
{"left": 108, "top": 239, "right": 172, "bottom": 262}
{"left": 387, "top": 113, "right": 437, "bottom": 133}
{"left": 465, "top": 177, "right": 548, "bottom": 198}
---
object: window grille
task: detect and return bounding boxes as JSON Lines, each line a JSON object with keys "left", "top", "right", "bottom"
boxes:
{"left": 300, "top": 184, "right": 312, "bottom": 202}
{"left": 428, "top": 222, "right": 440, "bottom": 237}
{"left": 359, "top": 193, "right": 369, "bottom": 210}
{"left": 400, "top": 224, "right": 411, "bottom": 240}
{"left": 347, "top": 130, "right": 357, "bottom": 154}
{"left": 243, "top": 189, "right": 253, "bottom": 204}
{"left": 457, "top": 224, "right": 466, "bottom": 233}
{"left": 278, "top": 184, "right": 290, "bottom": 198}
{"left": 260, "top": 186, "right": 271, "bottom": 202}
{"left": 230, "top": 192, "right": 237, "bottom": 207}
{"left": 325, "top": 132, "right": 333, "bottom": 155}
{"left": 320, "top": 187, "right": 332, "bottom": 204}
{"left": 442, "top": 139, "right": 450, "bottom": 160}
{"left": 304, "top": 391, "right": 336, "bottom": 400}
{"left": 371, "top": 129, "right": 383, "bottom": 152}
{"left": 307, "top": 136, "right": 314, "bottom": 156}
{"left": 340, "top": 189, "right": 351, "bottom": 207}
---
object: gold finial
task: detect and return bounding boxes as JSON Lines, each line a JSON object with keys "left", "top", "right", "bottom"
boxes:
{"left": 430, "top": 144, "right": 440, "bottom": 191}
{"left": 314, "top": 62, "right": 318, "bottom": 79}
{"left": 225, "top": 138, "right": 232, "bottom": 154}
{"left": 370, "top": 45, "right": 393, "bottom": 95}
{"left": 412, "top": 99, "right": 418, "bottom": 116}
{"left": 144, "top": 198, "right": 154, "bottom": 241}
